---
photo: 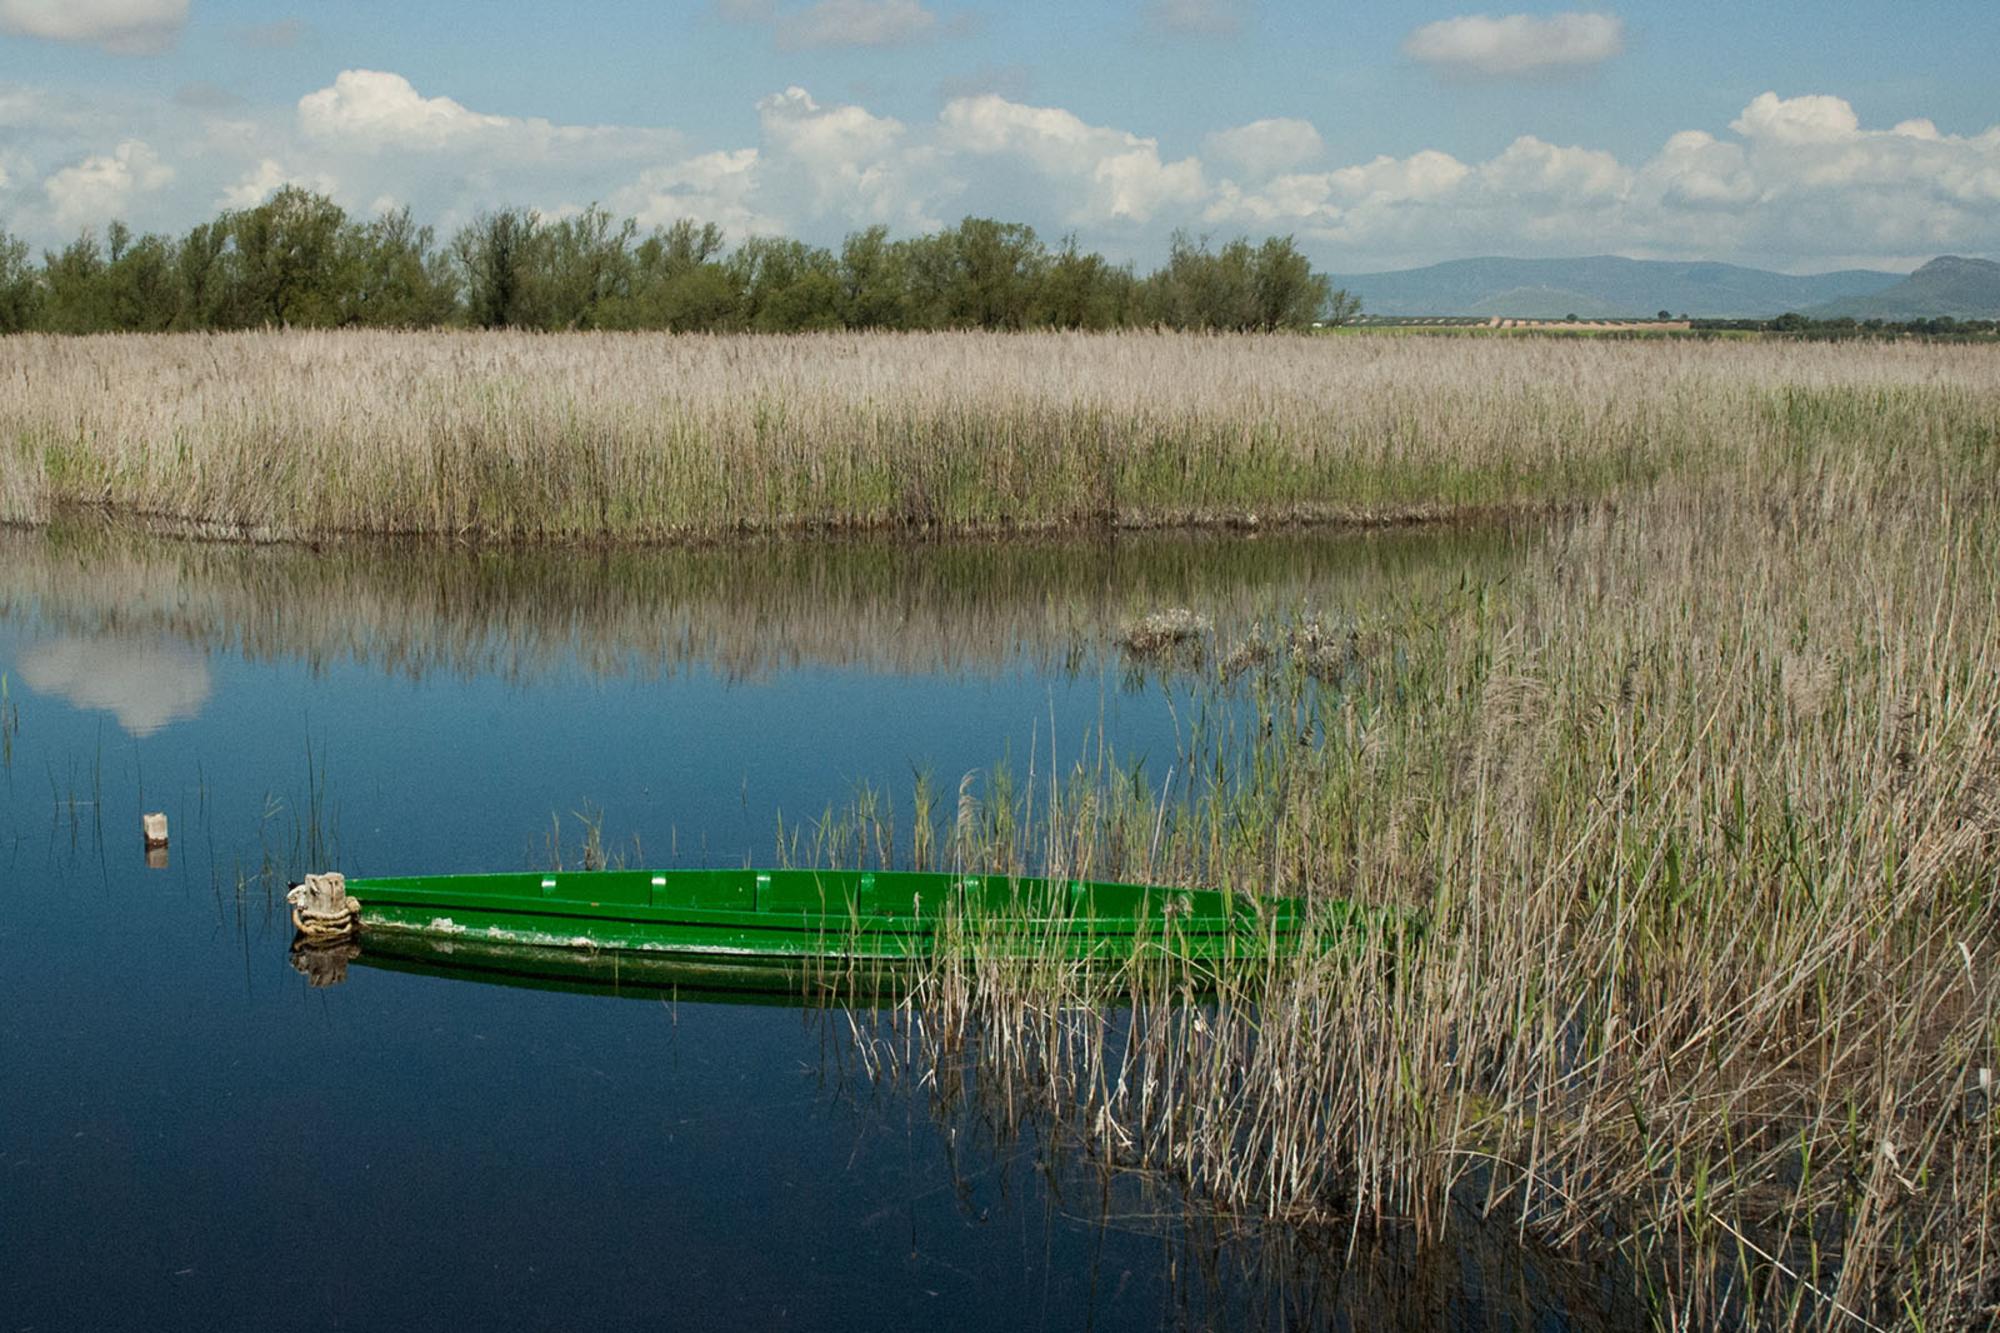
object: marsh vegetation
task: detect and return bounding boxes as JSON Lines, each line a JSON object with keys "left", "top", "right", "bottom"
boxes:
{"left": 3, "top": 328, "right": 1994, "bottom": 1326}
{"left": 4, "top": 330, "right": 1995, "bottom": 544}
{"left": 834, "top": 461, "right": 2000, "bottom": 1327}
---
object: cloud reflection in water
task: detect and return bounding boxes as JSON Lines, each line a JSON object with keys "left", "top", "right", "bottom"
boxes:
{"left": 15, "top": 635, "right": 213, "bottom": 737}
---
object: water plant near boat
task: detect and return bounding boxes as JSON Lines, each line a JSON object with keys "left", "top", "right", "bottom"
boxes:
{"left": 806, "top": 445, "right": 2000, "bottom": 1328}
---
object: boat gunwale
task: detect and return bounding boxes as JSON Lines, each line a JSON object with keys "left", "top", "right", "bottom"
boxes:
{"left": 347, "top": 867, "right": 1308, "bottom": 942}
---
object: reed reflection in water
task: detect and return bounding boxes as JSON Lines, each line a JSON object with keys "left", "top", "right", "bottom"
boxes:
{"left": 322, "top": 926, "right": 1647, "bottom": 1332}
{"left": 0, "top": 518, "right": 1533, "bottom": 688}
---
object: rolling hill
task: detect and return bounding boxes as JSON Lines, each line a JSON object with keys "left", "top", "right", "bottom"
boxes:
{"left": 1331, "top": 256, "right": 1904, "bottom": 319}
{"left": 1803, "top": 256, "right": 2000, "bottom": 320}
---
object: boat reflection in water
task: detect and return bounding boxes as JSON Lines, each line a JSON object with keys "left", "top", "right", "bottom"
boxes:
{"left": 295, "top": 928, "right": 907, "bottom": 1006}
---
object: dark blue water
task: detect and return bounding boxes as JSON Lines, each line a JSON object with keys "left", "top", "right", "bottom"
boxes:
{"left": 0, "top": 524, "right": 1631, "bottom": 1330}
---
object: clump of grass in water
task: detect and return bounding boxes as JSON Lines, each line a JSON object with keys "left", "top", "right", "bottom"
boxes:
{"left": 818, "top": 452, "right": 2000, "bottom": 1329}
{"left": 542, "top": 801, "right": 626, "bottom": 872}
{"left": 1215, "top": 614, "right": 1372, "bottom": 685}
{"left": 1117, "top": 607, "right": 1212, "bottom": 659}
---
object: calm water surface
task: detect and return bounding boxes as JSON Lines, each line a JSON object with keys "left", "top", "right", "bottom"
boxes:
{"left": 0, "top": 523, "right": 1634, "bottom": 1331}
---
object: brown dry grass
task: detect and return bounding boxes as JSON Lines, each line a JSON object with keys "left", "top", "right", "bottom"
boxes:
{"left": 816, "top": 431, "right": 2000, "bottom": 1327}
{"left": 2, "top": 329, "right": 1995, "bottom": 541}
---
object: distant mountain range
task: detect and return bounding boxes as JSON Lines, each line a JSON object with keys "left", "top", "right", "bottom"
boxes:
{"left": 1329, "top": 255, "right": 2000, "bottom": 320}
{"left": 1803, "top": 256, "right": 2000, "bottom": 320}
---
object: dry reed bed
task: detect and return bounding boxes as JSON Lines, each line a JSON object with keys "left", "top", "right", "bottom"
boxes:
{"left": 3, "top": 330, "right": 1997, "bottom": 540}
{"left": 819, "top": 446, "right": 1999, "bottom": 1326}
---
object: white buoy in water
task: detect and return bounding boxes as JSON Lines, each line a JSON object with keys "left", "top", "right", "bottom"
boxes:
{"left": 142, "top": 812, "right": 169, "bottom": 848}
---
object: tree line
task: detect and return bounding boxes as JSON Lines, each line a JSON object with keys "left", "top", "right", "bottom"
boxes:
{"left": 1693, "top": 313, "right": 2000, "bottom": 339}
{"left": 0, "top": 187, "right": 1358, "bottom": 336}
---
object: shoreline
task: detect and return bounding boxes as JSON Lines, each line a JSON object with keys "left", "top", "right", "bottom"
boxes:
{"left": 4, "top": 496, "right": 1555, "bottom": 550}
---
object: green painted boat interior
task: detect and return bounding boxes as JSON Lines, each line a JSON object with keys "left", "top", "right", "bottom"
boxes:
{"left": 348, "top": 867, "right": 1314, "bottom": 964}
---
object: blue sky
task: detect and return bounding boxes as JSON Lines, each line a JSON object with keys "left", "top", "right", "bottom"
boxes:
{"left": 3, "top": 1, "right": 1996, "bottom": 272}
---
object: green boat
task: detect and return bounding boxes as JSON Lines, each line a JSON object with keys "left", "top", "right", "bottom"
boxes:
{"left": 344, "top": 867, "right": 1314, "bottom": 980}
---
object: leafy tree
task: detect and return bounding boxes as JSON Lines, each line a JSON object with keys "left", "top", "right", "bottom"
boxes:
{"left": 837, "top": 225, "right": 906, "bottom": 329}
{"left": 656, "top": 218, "right": 728, "bottom": 272}
{"left": 602, "top": 221, "right": 737, "bottom": 331}
{"left": 225, "top": 187, "right": 353, "bottom": 327}
{"left": 1142, "top": 233, "right": 1259, "bottom": 330}
{"left": 1, "top": 195, "right": 1368, "bottom": 338}
{"left": 454, "top": 208, "right": 540, "bottom": 329}
{"left": 101, "top": 229, "right": 180, "bottom": 331}
{"left": 39, "top": 232, "right": 112, "bottom": 333}
{"left": 1141, "top": 233, "right": 1340, "bottom": 331}
{"left": 1249, "top": 236, "right": 1329, "bottom": 331}
{"left": 950, "top": 218, "right": 1046, "bottom": 329}
{"left": 1032, "top": 235, "right": 1144, "bottom": 328}
{"left": 173, "top": 220, "right": 231, "bottom": 330}
{"left": 345, "top": 208, "right": 460, "bottom": 328}
{"left": 539, "top": 204, "right": 636, "bottom": 330}
{"left": 731, "top": 236, "right": 842, "bottom": 332}
{"left": 1323, "top": 287, "right": 1362, "bottom": 326}
{"left": 894, "top": 230, "right": 961, "bottom": 329}
{"left": 0, "top": 231, "right": 44, "bottom": 332}
{"left": 1037, "top": 237, "right": 1134, "bottom": 329}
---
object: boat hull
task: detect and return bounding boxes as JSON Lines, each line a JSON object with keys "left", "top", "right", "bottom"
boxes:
{"left": 347, "top": 867, "right": 1306, "bottom": 971}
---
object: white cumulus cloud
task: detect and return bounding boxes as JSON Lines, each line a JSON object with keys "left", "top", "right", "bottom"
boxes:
{"left": 757, "top": 86, "right": 938, "bottom": 226}
{"left": 0, "top": 0, "right": 186, "bottom": 55}
{"left": 939, "top": 94, "right": 1204, "bottom": 225}
{"left": 1730, "top": 91, "right": 1859, "bottom": 145}
{"left": 219, "top": 159, "right": 340, "bottom": 210}
{"left": 1205, "top": 91, "right": 2000, "bottom": 268}
{"left": 299, "top": 70, "right": 516, "bottom": 151}
{"left": 1640, "top": 130, "right": 1757, "bottom": 210}
{"left": 1404, "top": 12, "right": 1624, "bottom": 77}
{"left": 44, "top": 139, "right": 171, "bottom": 226}
{"left": 296, "top": 70, "right": 680, "bottom": 172}
{"left": 1481, "top": 135, "right": 1628, "bottom": 200}
{"left": 3, "top": 72, "right": 1997, "bottom": 276}
{"left": 1204, "top": 118, "right": 1323, "bottom": 179}
{"left": 609, "top": 148, "right": 784, "bottom": 236}
{"left": 1326, "top": 150, "right": 1473, "bottom": 204}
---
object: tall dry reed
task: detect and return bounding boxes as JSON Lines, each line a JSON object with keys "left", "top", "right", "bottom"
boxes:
{"left": 818, "top": 434, "right": 2000, "bottom": 1328}
{"left": 3, "top": 330, "right": 1995, "bottom": 540}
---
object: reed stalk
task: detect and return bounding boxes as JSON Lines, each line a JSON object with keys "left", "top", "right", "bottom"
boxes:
{"left": 820, "top": 434, "right": 2000, "bottom": 1328}
{"left": 2, "top": 330, "right": 1994, "bottom": 543}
